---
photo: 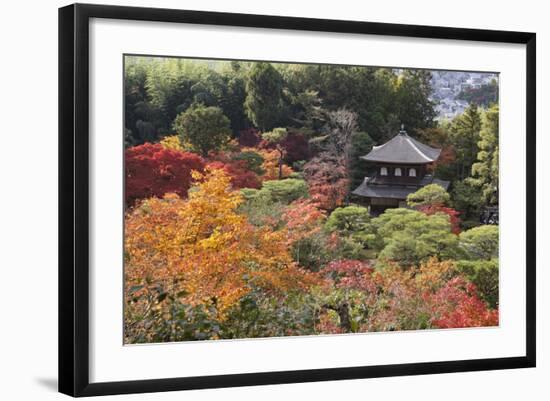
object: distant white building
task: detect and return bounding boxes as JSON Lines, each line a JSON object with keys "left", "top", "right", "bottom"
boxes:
{"left": 431, "top": 71, "right": 499, "bottom": 120}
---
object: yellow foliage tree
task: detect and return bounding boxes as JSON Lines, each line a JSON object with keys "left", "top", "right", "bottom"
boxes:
{"left": 255, "top": 148, "right": 293, "bottom": 180}
{"left": 125, "top": 167, "right": 318, "bottom": 321}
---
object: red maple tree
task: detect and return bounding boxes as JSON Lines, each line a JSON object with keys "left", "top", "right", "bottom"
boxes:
{"left": 303, "top": 152, "right": 349, "bottom": 210}
{"left": 125, "top": 143, "right": 205, "bottom": 206}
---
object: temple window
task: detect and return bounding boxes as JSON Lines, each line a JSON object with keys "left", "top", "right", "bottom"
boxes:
{"left": 409, "top": 168, "right": 417, "bottom": 177}
{"left": 380, "top": 167, "right": 388, "bottom": 176}
{"left": 395, "top": 167, "right": 402, "bottom": 176}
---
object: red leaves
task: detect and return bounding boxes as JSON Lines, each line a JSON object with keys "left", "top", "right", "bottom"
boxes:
{"left": 280, "top": 132, "right": 311, "bottom": 164}
{"left": 282, "top": 199, "right": 326, "bottom": 244}
{"left": 125, "top": 169, "right": 320, "bottom": 323}
{"left": 258, "top": 131, "right": 311, "bottom": 164}
{"left": 418, "top": 204, "right": 462, "bottom": 234}
{"left": 125, "top": 143, "right": 205, "bottom": 206}
{"left": 303, "top": 152, "right": 349, "bottom": 210}
{"left": 428, "top": 276, "right": 499, "bottom": 328}
{"left": 124, "top": 135, "right": 499, "bottom": 338}
{"left": 324, "top": 260, "right": 376, "bottom": 292}
{"left": 207, "top": 160, "right": 261, "bottom": 189}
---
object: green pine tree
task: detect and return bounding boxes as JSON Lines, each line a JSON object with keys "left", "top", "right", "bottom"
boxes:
{"left": 244, "top": 62, "right": 286, "bottom": 131}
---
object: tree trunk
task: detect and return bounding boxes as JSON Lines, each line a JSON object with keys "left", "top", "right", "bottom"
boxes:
{"left": 277, "top": 147, "right": 284, "bottom": 180}
{"left": 336, "top": 303, "right": 352, "bottom": 332}
{"left": 323, "top": 303, "right": 352, "bottom": 332}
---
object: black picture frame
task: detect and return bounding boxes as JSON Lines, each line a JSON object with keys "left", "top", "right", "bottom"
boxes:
{"left": 59, "top": 3, "right": 536, "bottom": 397}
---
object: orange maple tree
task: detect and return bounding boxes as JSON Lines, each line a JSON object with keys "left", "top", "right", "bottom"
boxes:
{"left": 125, "top": 167, "right": 318, "bottom": 321}
{"left": 282, "top": 198, "right": 326, "bottom": 244}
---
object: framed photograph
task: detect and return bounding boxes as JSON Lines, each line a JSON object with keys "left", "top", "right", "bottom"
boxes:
{"left": 59, "top": 3, "right": 536, "bottom": 397}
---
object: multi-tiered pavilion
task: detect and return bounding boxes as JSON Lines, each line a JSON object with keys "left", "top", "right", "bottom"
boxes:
{"left": 352, "top": 126, "right": 450, "bottom": 214}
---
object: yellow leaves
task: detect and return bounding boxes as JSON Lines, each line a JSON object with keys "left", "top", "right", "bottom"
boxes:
{"left": 255, "top": 148, "right": 293, "bottom": 180}
{"left": 159, "top": 134, "right": 195, "bottom": 152}
{"left": 159, "top": 135, "right": 183, "bottom": 151}
{"left": 371, "top": 257, "right": 459, "bottom": 300}
{"left": 416, "top": 257, "right": 457, "bottom": 292}
{"left": 125, "top": 167, "right": 317, "bottom": 321}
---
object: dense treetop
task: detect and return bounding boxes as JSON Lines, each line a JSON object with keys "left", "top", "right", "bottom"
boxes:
{"left": 125, "top": 57, "right": 437, "bottom": 147}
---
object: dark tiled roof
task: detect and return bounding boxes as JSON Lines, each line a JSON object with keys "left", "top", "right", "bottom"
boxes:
{"left": 369, "top": 175, "right": 422, "bottom": 186}
{"left": 351, "top": 182, "right": 420, "bottom": 199}
{"left": 352, "top": 175, "right": 450, "bottom": 200}
{"left": 361, "top": 132, "right": 441, "bottom": 164}
{"left": 420, "top": 176, "right": 450, "bottom": 190}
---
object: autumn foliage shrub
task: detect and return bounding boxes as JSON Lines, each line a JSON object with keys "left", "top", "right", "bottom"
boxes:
{"left": 207, "top": 160, "right": 261, "bottom": 189}
{"left": 125, "top": 143, "right": 205, "bottom": 206}
{"left": 324, "top": 259, "right": 376, "bottom": 292}
{"left": 428, "top": 277, "right": 499, "bottom": 328}
{"left": 314, "top": 258, "right": 498, "bottom": 334}
{"left": 282, "top": 199, "right": 326, "bottom": 248}
{"left": 159, "top": 134, "right": 183, "bottom": 151}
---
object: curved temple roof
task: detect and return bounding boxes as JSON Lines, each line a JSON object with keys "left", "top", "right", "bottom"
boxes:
{"left": 361, "top": 130, "right": 441, "bottom": 164}
{"left": 352, "top": 176, "right": 450, "bottom": 199}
